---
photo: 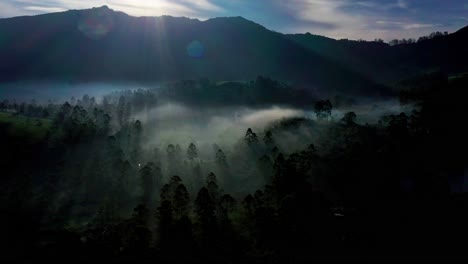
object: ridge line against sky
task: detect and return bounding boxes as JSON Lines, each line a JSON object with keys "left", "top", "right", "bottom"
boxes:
{"left": 0, "top": 0, "right": 467, "bottom": 41}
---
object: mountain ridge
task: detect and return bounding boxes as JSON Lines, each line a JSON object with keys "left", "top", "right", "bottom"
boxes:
{"left": 0, "top": 6, "right": 466, "bottom": 97}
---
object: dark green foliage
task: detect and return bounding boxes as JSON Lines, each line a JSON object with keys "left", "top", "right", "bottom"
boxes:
{"left": 314, "top": 99, "right": 333, "bottom": 120}
{"left": 173, "top": 184, "right": 190, "bottom": 219}
{"left": 157, "top": 200, "right": 174, "bottom": 250}
{"left": 195, "top": 188, "right": 216, "bottom": 222}
{"left": 194, "top": 187, "right": 218, "bottom": 252}
{"left": 139, "top": 162, "right": 160, "bottom": 207}
{"left": 160, "top": 184, "right": 171, "bottom": 202}
{"left": 257, "top": 155, "right": 273, "bottom": 183}
{"left": 132, "top": 204, "right": 150, "bottom": 226}
{"left": 160, "top": 176, "right": 183, "bottom": 202}
{"left": 272, "top": 153, "right": 287, "bottom": 199}
{"left": 219, "top": 194, "right": 236, "bottom": 221}
{"left": 288, "top": 29, "right": 468, "bottom": 84}
{"left": 271, "top": 146, "right": 279, "bottom": 158}
{"left": 242, "top": 195, "right": 256, "bottom": 220}
{"left": 206, "top": 172, "right": 220, "bottom": 204}
{"left": 341, "top": 111, "right": 357, "bottom": 125}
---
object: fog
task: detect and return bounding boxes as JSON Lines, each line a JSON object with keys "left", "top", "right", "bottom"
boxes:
{"left": 329, "top": 99, "right": 416, "bottom": 124}
{"left": 132, "top": 99, "right": 415, "bottom": 153}
{"left": 120, "top": 94, "right": 417, "bottom": 195}
{"left": 0, "top": 81, "right": 150, "bottom": 103}
{"left": 135, "top": 103, "right": 304, "bottom": 148}
{"left": 1, "top": 81, "right": 416, "bottom": 157}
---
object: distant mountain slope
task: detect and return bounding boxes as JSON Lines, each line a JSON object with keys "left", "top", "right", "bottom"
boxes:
{"left": 287, "top": 25, "right": 468, "bottom": 84}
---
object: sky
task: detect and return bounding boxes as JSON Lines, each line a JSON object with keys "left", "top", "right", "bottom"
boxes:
{"left": 0, "top": 0, "right": 467, "bottom": 41}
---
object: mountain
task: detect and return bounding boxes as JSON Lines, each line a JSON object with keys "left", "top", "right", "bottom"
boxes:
{"left": 287, "top": 26, "right": 468, "bottom": 84}
{"left": 0, "top": 6, "right": 466, "bottom": 97}
{"left": 0, "top": 6, "right": 384, "bottom": 97}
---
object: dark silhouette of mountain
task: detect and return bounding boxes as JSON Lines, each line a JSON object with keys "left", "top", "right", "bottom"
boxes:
{"left": 287, "top": 25, "right": 468, "bottom": 84}
{"left": 0, "top": 6, "right": 384, "bottom": 97}
{"left": 0, "top": 6, "right": 466, "bottom": 96}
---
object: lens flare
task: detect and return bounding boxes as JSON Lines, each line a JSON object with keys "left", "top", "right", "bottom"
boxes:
{"left": 186, "top": 40, "right": 205, "bottom": 58}
{"left": 0, "top": 32, "right": 4, "bottom": 48}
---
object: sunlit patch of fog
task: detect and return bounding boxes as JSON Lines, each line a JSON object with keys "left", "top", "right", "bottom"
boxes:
{"left": 133, "top": 99, "right": 417, "bottom": 159}
{"left": 134, "top": 103, "right": 304, "bottom": 155}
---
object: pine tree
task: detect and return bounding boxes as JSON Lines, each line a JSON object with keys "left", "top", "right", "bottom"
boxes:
{"left": 194, "top": 188, "right": 217, "bottom": 243}
{"left": 206, "top": 172, "right": 220, "bottom": 204}
{"left": 219, "top": 194, "right": 236, "bottom": 222}
{"left": 173, "top": 184, "right": 190, "bottom": 219}
{"left": 187, "top": 143, "right": 198, "bottom": 161}
{"left": 263, "top": 130, "right": 274, "bottom": 145}
{"left": 140, "top": 163, "right": 156, "bottom": 206}
{"left": 215, "top": 148, "right": 228, "bottom": 167}
{"left": 245, "top": 128, "right": 259, "bottom": 145}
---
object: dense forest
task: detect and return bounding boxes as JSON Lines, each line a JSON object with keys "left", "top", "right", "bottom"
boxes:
{"left": 1, "top": 72, "right": 467, "bottom": 262}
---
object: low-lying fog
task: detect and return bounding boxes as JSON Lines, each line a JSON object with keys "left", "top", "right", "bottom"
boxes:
{"left": 133, "top": 100, "right": 413, "bottom": 152}
{"left": 0, "top": 81, "right": 147, "bottom": 103}
{"left": 1, "top": 81, "right": 415, "bottom": 155}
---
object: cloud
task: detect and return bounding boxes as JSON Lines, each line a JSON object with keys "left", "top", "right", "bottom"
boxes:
{"left": 24, "top": 6, "right": 66, "bottom": 13}
{"left": 4, "top": 0, "right": 223, "bottom": 18}
{"left": 376, "top": 20, "right": 439, "bottom": 30}
{"left": 376, "top": 20, "right": 405, "bottom": 26}
{"left": 106, "top": 0, "right": 197, "bottom": 17}
{"left": 273, "top": 0, "right": 369, "bottom": 39}
{"left": 1, "top": 0, "right": 467, "bottom": 41}
{"left": 0, "top": 1, "right": 30, "bottom": 17}
{"left": 180, "top": 0, "right": 223, "bottom": 12}
{"left": 270, "top": 0, "right": 444, "bottom": 40}
{"left": 240, "top": 107, "right": 303, "bottom": 128}
{"left": 403, "top": 23, "right": 438, "bottom": 30}
{"left": 14, "top": 0, "right": 105, "bottom": 10}
{"left": 132, "top": 102, "right": 304, "bottom": 148}
{"left": 397, "top": 0, "right": 408, "bottom": 9}
{"left": 280, "top": 0, "right": 364, "bottom": 30}
{"left": 354, "top": 1, "right": 379, "bottom": 8}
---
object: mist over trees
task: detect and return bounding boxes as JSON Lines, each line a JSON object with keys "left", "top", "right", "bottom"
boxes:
{"left": 1, "top": 72, "right": 468, "bottom": 261}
